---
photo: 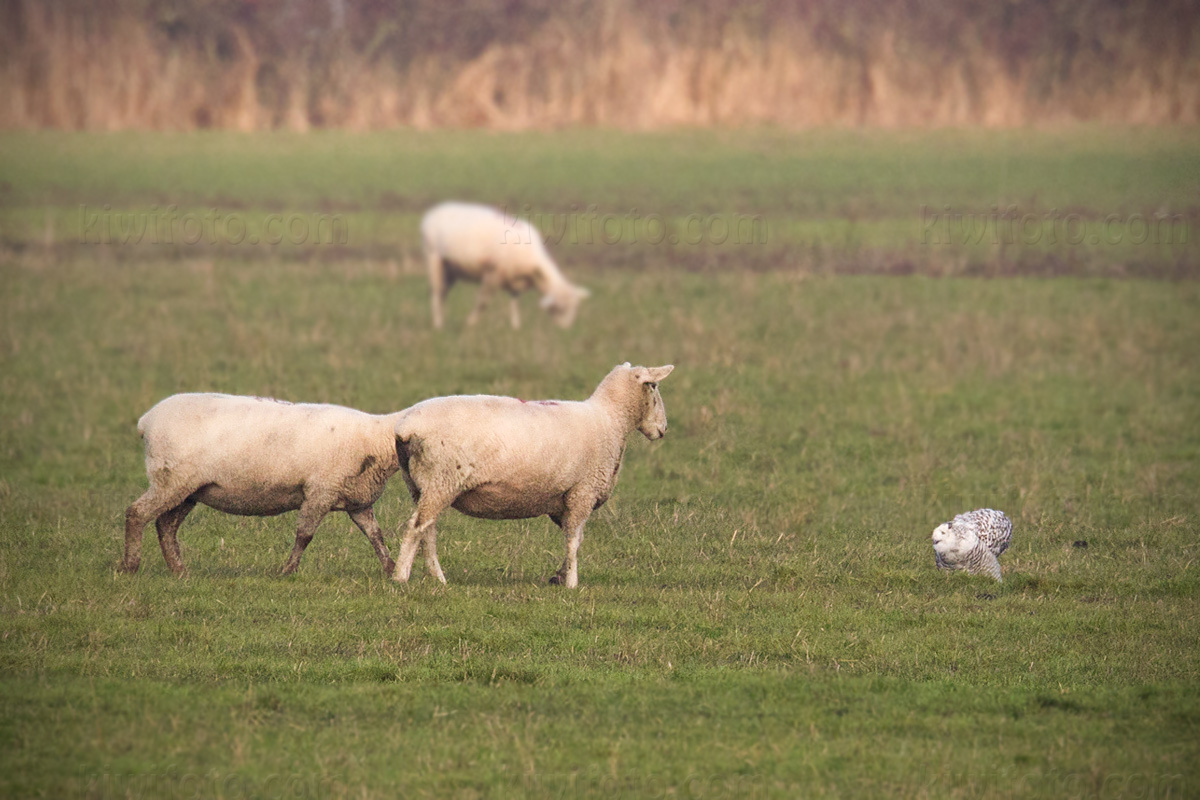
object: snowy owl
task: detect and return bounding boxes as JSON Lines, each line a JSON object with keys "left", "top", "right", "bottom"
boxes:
{"left": 931, "top": 508, "right": 1012, "bottom": 582}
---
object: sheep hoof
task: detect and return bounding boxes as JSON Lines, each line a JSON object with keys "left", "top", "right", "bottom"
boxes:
{"left": 548, "top": 574, "right": 564, "bottom": 586}
{"left": 117, "top": 561, "right": 140, "bottom": 574}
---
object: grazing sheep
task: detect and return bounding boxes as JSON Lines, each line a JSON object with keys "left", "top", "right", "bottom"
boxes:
{"left": 391, "top": 362, "right": 674, "bottom": 587}
{"left": 932, "top": 508, "right": 1013, "bottom": 582}
{"left": 121, "top": 394, "right": 404, "bottom": 576}
{"left": 421, "top": 201, "right": 589, "bottom": 329}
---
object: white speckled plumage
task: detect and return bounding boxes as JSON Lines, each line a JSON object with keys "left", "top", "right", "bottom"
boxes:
{"left": 931, "top": 508, "right": 1012, "bottom": 582}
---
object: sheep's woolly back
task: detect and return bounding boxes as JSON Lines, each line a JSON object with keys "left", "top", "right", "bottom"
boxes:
{"left": 422, "top": 201, "right": 563, "bottom": 287}
{"left": 421, "top": 201, "right": 589, "bottom": 329}
{"left": 124, "top": 392, "right": 408, "bottom": 576}
{"left": 137, "top": 394, "right": 401, "bottom": 510}
{"left": 395, "top": 394, "right": 618, "bottom": 516}
{"left": 393, "top": 364, "right": 672, "bottom": 499}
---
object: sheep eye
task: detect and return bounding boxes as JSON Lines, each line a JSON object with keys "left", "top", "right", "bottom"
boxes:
{"left": 646, "top": 382, "right": 657, "bottom": 390}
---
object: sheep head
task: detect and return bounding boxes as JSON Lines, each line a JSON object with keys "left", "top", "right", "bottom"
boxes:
{"left": 540, "top": 284, "right": 590, "bottom": 328}
{"left": 631, "top": 364, "right": 674, "bottom": 440}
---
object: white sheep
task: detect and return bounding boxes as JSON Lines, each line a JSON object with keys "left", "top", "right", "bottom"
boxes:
{"left": 391, "top": 362, "right": 675, "bottom": 587}
{"left": 421, "top": 201, "right": 589, "bottom": 330}
{"left": 121, "top": 394, "right": 404, "bottom": 576}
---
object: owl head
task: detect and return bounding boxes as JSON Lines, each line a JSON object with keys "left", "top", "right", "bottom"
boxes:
{"left": 931, "top": 520, "right": 978, "bottom": 566}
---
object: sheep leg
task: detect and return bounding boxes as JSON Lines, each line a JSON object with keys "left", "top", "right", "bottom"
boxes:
{"left": 281, "top": 496, "right": 333, "bottom": 575}
{"left": 348, "top": 507, "right": 395, "bottom": 575}
{"left": 393, "top": 510, "right": 431, "bottom": 582}
{"left": 155, "top": 498, "right": 196, "bottom": 575}
{"left": 549, "top": 507, "right": 591, "bottom": 589}
{"left": 121, "top": 486, "right": 194, "bottom": 573}
{"left": 465, "top": 273, "right": 499, "bottom": 327}
{"left": 428, "top": 254, "right": 453, "bottom": 330}
{"left": 508, "top": 295, "right": 522, "bottom": 330}
{"left": 393, "top": 493, "right": 451, "bottom": 583}
{"left": 422, "top": 524, "right": 446, "bottom": 584}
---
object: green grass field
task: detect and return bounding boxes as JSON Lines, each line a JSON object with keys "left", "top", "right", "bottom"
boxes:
{"left": 3, "top": 127, "right": 1197, "bottom": 276}
{"left": 1, "top": 129, "right": 1198, "bottom": 798}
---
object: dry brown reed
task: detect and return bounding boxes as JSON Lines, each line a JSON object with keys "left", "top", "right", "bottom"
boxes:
{"left": 2, "top": 0, "right": 1197, "bottom": 131}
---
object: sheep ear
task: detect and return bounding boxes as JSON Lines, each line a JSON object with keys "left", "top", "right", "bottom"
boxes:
{"left": 637, "top": 365, "right": 674, "bottom": 383}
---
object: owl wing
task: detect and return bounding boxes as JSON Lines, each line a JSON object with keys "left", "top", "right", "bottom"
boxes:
{"left": 958, "top": 509, "right": 1012, "bottom": 557}
{"left": 988, "top": 527, "right": 1011, "bottom": 557}
{"left": 982, "top": 514, "right": 1012, "bottom": 557}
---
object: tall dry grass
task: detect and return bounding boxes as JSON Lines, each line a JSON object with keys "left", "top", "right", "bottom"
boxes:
{"left": 2, "top": 0, "right": 1198, "bottom": 131}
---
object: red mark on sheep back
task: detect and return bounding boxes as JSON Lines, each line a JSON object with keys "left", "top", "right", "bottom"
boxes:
{"left": 516, "top": 398, "right": 559, "bottom": 408}
{"left": 252, "top": 396, "right": 294, "bottom": 405}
